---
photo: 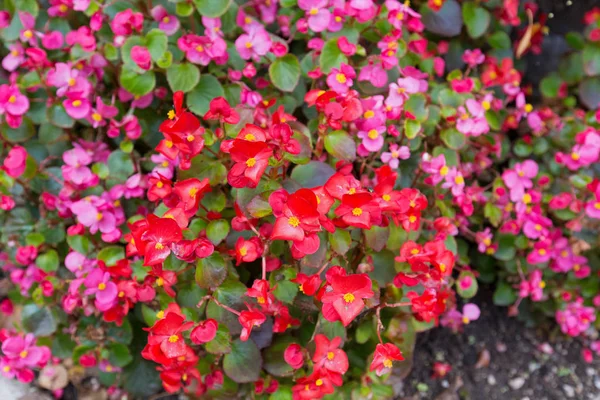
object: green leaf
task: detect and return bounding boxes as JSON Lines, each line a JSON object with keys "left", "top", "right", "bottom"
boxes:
{"left": 193, "top": 0, "right": 232, "bottom": 17}
{"left": 22, "top": 304, "right": 57, "bottom": 336}
{"left": 488, "top": 31, "right": 511, "bottom": 49}
{"left": 51, "top": 334, "right": 76, "bottom": 359}
{"left": 166, "top": 63, "right": 201, "bottom": 93}
{"left": 462, "top": 2, "right": 490, "bottom": 39}
{"left": 145, "top": 29, "right": 168, "bottom": 61}
{"left": 262, "top": 336, "right": 295, "bottom": 377}
{"left": 269, "top": 54, "right": 301, "bottom": 92}
{"left": 121, "top": 36, "right": 145, "bottom": 72}
{"left": 97, "top": 246, "right": 125, "bottom": 266}
{"left": 36, "top": 250, "right": 59, "bottom": 272}
{"left": 329, "top": 229, "right": 351, "bottom": 255}
{"left": 223, "top": 339, "right": 262, "bottom": 383}
{"left": 404, "top": 119, "right": 421, "bottom": 139}
{"left": 324, "top": 130, "right": 356, "bottom": 161}
{"left": 1, "top": 119, "right": 35, "bottom": 142}
{"left": 176, "top": 2, "right": 195, "bottom": 16}
{"left": 178, "top": 155, "right": 227, "bottom": 185}
{"left": 205, "top": 324, "right": 232, "bottom": 354}
{"left": 290, "top": 161, "right": 335, "bottom": 188}
{"left": 493, "top": 282, "right": 517, "bottom": 306}
{"left": 364, "top": 225, "right": 389, "bottom": 252}
{"left": 108, "top": 343, "right": 133, "bottom": 367}
{"left": 540, "top": 73, "right": 562, "bottom": 98}
{"left": 578, "top": 78, "right": 600, "bottom": 109}
{"left": 269, "top": 386, "right": 293, "bottom": 400}
{"left": 187, "top": 75, "right": 225, "bottom": 115}
{"left": 107, "top": 150, "right": 135, "bottom": 182}
{"left": 48, "top": 105, "right": 74, "bottom": 128}
{"left": 583, "top": 44, "right": 600, "bottom": 76}
{"left": 119, "top": 68, "right": 156, "bottom": 97}
{"left": 206, "top": 219, "right": 230, "bottom": 245}
{"left": 493, "top": 234, "right": 516, "bottom": 262}
{"left": 440, "top": 128, "right": 466, "bottom": 150}
{"left": 156, "top": 50, "right": 173, "bottom": 69}
{"left": 320, "top": 38, "right": 347, "bottom": 74}
{"left": 404, "top": 94, "right": 428, "bottom": 122}
{"left": 421, "top": 0, "right": 463, "bottom": 37}
{"left": 196, "top": 253, "right": 228, "bottom": 289}
{"left": 456, "top": 271, "right": 478, "bottom": 299}
{"left": 484, "top": 203, "right": 502, "bottom": 227}
{"left": 26, "top": 233, "right": 45, "bottom": 247}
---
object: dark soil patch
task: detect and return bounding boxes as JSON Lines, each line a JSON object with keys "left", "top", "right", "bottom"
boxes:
{"left": 400, "top": 288, "right": 600, "bottom": 400}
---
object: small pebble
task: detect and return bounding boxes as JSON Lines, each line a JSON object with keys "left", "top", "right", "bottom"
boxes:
{"left": 441, "top": 380, "right": 449, "bottom": 388}
{"left": 563, "top": 384, "right": 575, "bottom": 398}
{"left": 509, "top": 377, "right": 526, "bottom": 390}
{"left": 594, "top": 376, "right": 600, "bottom": 390}
{"left": 487, "top": 375, "right": 497, "bottom": 385}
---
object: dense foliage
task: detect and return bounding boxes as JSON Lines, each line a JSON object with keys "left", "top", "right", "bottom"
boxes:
{"left": 0, "top": 0, "right": 600, "bottom": 398}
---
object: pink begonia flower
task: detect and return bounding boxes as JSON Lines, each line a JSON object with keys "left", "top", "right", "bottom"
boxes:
{"left": 357, "top": 125, "right": 385, "bottom": 152}
{"left": 501, "top": 160, "right": 538, "bottom": 202}
{"left": 327, "top": 9, "right": 345, "bottom": 31}
{"left": 475, "top": 228, "right": 495, "bottom": 253}
{"left": 0, "top": 11, "right": 10, "bottom": 28}
{"left": 421, "top": 153, "right": 449, "bottom": 185}
{"left": 47, "top": 62, "right": 90, "bottom": 97}
{"left": 83, "top": 269, "right": 118, "bottom": 307}
{"left": 240, "top": 86, "right": 262, "bottom": 107}
{"left": 526, "top": 240, "right": 552, "bottom": 265}
{"left": 61, "top": 147, "right": 97, "bottom": 187}
{"left": 117, "top": 88, "right": 153, "bottom": 109}
{"left": 258, "top": 0, "right": 278, "bottom": 23}
{"left": 65, "top": 26, "right": 96, "bottom": 52}
{"left": 202, "top": 17, "right": 223, "bottom": 39}
{"left": 462, "top": 49, "right": 485, "bottom": 67}
{"left": 88, "top": 97, "right": 118, "bottom": 128}
{"left": 381, "top": 144, "right": 410, "bottom": 169}
{"left": 0, "top": 84, "right": 29, "bottom": 128}
{"left": 90, "top": 11, "right": 104, "bottom": 31}
{"left": 123, "top": 173, "right": 146, "bottom": 199}
{"left": 70, "top": 198, "right": 117, "bottom": 235}
{"left": 298, "top": 0, "right": 331, "bottom": 32}
{"left": 73, "top": 0, "right": 91, "bottom": 11}
{"left": 451, "top": 78, "right": 474, "bottom": 93}
{"left": 0, "top": 195, "right": 15, "bottom": 211}
{"left": 2, "top": 43, "right": 25, "bottom": 72}
{"left": 18, "top": 12, "right": 39, "bottom": 46}
{"left": 178, "top": 34, "right": 228, "bottom": 66}
{"left": 326, "top": 63, "right": 356, "bottom": 94}
{"left": 63, "top": 94, "right": 91, "bottom": 120}
{"left": 15, "top": 245, "right": 37, "bottom": 266}
{"left": 461, "top": 304, "right": 480, "bottom": 324}
{"left": 522, "top": 213, "right": 552, "bottom": 240}
{"left": 151, "top": 6, "right": 180, "bottom": 36}
{"left": 441, "top": 167, "right": 465, "bottom": 197}
{"left": 386, "top": 77, "right": 420, "bottom": 108}
{"left": 65, "top": 251, "right": 94, "bottom": 278}
{"left": 3, "top": 146, "right": 27, "bottom": 178}
{"left": 433, "top": 57, "right": 445, "bottom": 77}
{"left": 556, "top": 298, "right": 596, "bottom": 337}
{"left": 359, "top": 62, "right": 388, "bottom": 88}
{"left": 2, "top": 333, "right": 49, "bottom": 374}
{"left": 556, "top": 129, "right": 600, "bottom": 171}
{"left": 151, "top": 154, "right": 175, "bottom": 179}
{"left": 456, "top": 99, "right": 489, "bottom": 136}
{"left": 74, "top": 140, "right": 110, "bottom": 163}
{"left": 42, "top": 31, "right": 63, "bottom": 50}
{"left": 111, "top": 9, "right": 143, "bottom": 37}
{"left": 519, "top": 269, "right": 545, "bottom": 301}
{"left": 234, "top": 27, "right": 272, "bottom": 61}
{"left": 131, "top": 45, "right": 152, "bottom": 70}
{"left": 586, "top": 185, "right": 600, "bottom": 219}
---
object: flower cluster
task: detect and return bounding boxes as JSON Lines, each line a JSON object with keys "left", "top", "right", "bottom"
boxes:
{"left": 1, "top": 0, "right": 600, "bottom": 397}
